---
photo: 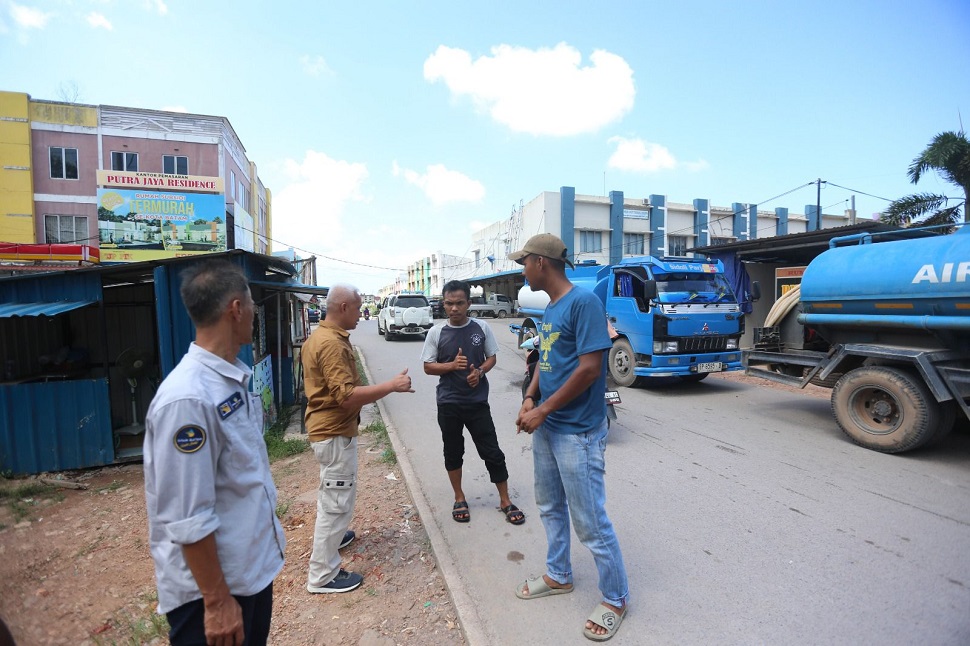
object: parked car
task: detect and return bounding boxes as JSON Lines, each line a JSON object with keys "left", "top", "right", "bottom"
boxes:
{"left": 428, "top": 297, "right": 445, "bottom": 319}
{"left": 307, "top": 307, "right": 320, "bottom": 323}
{"left": 468, "top": 293, "right": 514, "bottom": 318}
{"left": 377, "top": 293, "right": 433, "bottom": 340}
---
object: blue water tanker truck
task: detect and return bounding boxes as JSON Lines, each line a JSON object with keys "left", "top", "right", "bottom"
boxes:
{"left": 745, "top": 224, "right": 970, "bottom": 453}
{"left": 513, "top": 256, "right": 746, "bottom": 386}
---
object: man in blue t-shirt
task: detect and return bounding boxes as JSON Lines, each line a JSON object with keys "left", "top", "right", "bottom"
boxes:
{"left": 509, "top": 234, "right": 629, "bottom": 642}
{"left": 422, "top": 280, "right": 525, "bottom": 526}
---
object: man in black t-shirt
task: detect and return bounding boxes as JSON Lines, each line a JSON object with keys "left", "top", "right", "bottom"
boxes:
{"left": 421, "top": 280, "right": 524, "bottom": 526}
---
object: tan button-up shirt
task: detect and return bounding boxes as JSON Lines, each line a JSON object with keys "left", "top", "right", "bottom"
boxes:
{"left": 302, "top": 321, "right": 361, "bottom": 442}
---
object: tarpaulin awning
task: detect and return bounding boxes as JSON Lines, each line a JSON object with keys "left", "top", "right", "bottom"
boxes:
{"left": 0, "top": 300, "right": 98, "bottom": 318}
{"left": 249, "top": 280, "right": 329, "bottom": 298}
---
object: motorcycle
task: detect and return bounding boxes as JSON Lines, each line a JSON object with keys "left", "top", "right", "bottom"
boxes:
{"left": 519, "top": 334, "right": 619, "bottom": 427}
{"left": 362, "top": 309, "right": 371, "bottom": 320}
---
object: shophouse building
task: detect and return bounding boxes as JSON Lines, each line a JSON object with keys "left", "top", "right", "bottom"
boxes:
{"left": 0, "top": 90, "right": 273, "bottom": 269}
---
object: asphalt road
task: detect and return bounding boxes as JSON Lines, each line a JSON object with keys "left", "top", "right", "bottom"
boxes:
{"left": 353, "top": 316, "right": 970, "bottom": 646}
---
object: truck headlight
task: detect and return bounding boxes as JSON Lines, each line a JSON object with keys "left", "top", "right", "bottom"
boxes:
{"left": 653, "top": 340, "right": 679, "bottom": 354}
{"left": 726, "top": 338, "right": 739, "bottom": 350}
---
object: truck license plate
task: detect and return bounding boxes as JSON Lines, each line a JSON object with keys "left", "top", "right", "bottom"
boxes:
{"left": 696, "top": 362, "right": 723, "bottom": 373}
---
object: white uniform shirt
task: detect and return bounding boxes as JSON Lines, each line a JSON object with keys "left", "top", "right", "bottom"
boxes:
{"left": 144, "top": 343, "right": 286, "bottom": 614}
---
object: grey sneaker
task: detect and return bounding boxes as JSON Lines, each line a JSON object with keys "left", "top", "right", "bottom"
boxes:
{"left": 339, "top": 530, "right": 355, "bottom": 549}
{"left": 307, "top": 569, "right": 363, "bottom": 594}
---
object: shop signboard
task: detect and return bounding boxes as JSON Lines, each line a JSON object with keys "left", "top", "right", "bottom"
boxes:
{"left": 97, "top": 188, "right": 227, "bottom": 262}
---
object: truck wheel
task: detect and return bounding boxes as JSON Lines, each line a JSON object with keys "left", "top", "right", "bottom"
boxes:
{"left": 497, "top": 310, "right": 507, "bottom": 319}
{"left": 831, "top": 366, "right": 942, "bottom": 453}
{"left": 469, "top": 310, "right": 479, "bottom": 318}
{"left": 608, "top": 339, "right": 637, "bottom": 387}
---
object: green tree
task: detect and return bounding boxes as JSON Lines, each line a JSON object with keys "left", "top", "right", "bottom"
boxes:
{"left": 882, "top": 130, "right": 970, "bottom": 227}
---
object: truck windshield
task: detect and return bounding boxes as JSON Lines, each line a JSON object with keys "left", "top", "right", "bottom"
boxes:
{"left": 655, "top": 273, "right": 736, "bottom": 304}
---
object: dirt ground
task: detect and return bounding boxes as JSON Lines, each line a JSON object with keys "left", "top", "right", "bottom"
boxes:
{"left": 0, "top": 405, "right": 464, "bottom": 646}
{"left": 0, "top": 371, "right": 830, "bottom": 646}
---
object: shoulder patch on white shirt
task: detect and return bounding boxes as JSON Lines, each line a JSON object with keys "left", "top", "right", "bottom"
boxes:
{"left": 173, "top": 425, "right": 207, "bottom": 453}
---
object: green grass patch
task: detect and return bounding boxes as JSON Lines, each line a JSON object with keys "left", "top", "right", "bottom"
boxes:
{"left": 263, "top": 405, "right": 309, "bottom": 462}
{"left": 0, "top": 481, "right": 62, "bottom": 522}
{"left": 356, "top": 349, "right": 369, "bottom": 386}
{"left": 361, "top": 420, "right": 397, "bottom": 465}
{"left": 92, "top": 590, "right": 169, "bottom": 645}
{"left": 95, "top": 479, "right": 126, "bottom": 494}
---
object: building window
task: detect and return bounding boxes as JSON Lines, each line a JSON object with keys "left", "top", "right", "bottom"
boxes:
{"left": 49, "top": 147, "right": 79, "bottom": 180}
{"left": 45, "top": 214, "right": 88, "bottom": 244}
{"left": 111, "top": 151, "right": 138, "bottom": 172}
{"left": 711, "top": 236, "right": 733, "bottom": 246}
{"left": 229, "top": 170, "right": 236, "bottom": 198}
{"left": 163, "top": 155, "right": 188, "bottom": 175}
{"left": 580, "top": 231, "right": 602, "bottom": 253}
{"left": 669, "top": 235, "right": 688, "bottom": 257}
{"left": 623, "top": 233, "right": 644, "bottom": 255}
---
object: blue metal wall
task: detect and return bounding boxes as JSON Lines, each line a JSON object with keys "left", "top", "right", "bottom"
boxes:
{"left": 0, "top": 379, "right": 113, "bottom": 475}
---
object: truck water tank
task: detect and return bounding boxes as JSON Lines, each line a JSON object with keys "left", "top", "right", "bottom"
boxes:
{"left": 516, "top": 265, "right": 605, "bottom": 315}
{"left": 799, "top": 226, "right": 970, "bottom": 329}
{"left": 517, "top": 284, "right": 550, "bottom": 314}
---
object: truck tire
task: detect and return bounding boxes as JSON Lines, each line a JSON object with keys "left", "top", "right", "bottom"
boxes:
{"left": 608, "top": 338, "right": 637, "bottom": 387}
{"left": 469, "top": 310, "right": 479, "bottom": 318}
{"left": 831, "top": 366, "right": 943, "bottom": 453}
{"left": 497, "top": 310, "right": 507, "bottom": 319}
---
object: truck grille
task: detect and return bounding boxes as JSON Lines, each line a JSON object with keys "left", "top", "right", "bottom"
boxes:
{"left": 680, "top": 336, "right": 730, "bottom": 352}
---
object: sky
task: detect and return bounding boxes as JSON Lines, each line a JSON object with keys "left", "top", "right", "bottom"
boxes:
{"left": 2, "top": 0, "right": 969, "bottom": 293}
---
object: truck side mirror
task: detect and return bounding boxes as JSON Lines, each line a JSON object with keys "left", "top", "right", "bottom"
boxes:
{"left": 750, "top": 281, "right": 761, "bottom": 302}
{"left": 642, "top": 280, "right": 657, "bottom": 300}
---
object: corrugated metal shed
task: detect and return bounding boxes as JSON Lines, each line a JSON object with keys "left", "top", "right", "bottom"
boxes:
{"left": 0, "top": 300, "right": 98, "bottom": 318}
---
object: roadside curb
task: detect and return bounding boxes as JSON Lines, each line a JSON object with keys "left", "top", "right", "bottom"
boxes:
{"left": 359, "top": 348, "right": 489, "bottom": 646}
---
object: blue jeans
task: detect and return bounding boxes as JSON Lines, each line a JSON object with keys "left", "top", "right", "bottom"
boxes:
{"left": 533, "top": 418, "right": 629, "bottom": 607}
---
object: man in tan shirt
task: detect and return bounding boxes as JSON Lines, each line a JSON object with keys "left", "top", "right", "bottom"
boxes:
{"left": 302, "top": 284, "right": 414, "bottom": 594}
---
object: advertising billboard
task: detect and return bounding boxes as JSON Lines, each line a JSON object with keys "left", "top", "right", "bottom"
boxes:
{"left": 97, "top": 188, "right": 227, "bottom": 262}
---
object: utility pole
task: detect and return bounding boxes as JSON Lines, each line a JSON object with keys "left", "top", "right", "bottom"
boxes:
{"left": 817, "top": 178, "right": 822, "bottom": 224}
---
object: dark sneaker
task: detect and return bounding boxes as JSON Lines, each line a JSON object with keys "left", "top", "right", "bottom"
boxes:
{"left": 307, "top": 569, "right": 363, "bottom": 594}
{"left": 339, "top": 530, "right": 355, "bottom": 549}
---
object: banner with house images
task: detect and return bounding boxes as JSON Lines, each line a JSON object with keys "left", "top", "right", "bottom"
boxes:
{"left": 97, "top": 188, "right": 227, "bottom": 262}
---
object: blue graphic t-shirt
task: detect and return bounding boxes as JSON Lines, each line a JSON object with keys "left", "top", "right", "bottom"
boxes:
{"left": 538, "top": 286, "right": 611, "bottom": 434}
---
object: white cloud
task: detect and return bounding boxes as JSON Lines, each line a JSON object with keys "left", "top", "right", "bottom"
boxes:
{"left": 392, "top": 161, "right": 485, "bottom": 205}
{"left": 607, "top": 136, "right": 709, "bottom": 174}
{"left": 423, "top": 42, "right": 635, "bottom": 137}
{"left": 10, "top": 3, "right": 52, "bottom": 29}
{"left": 271, "top": 150, "right": 369, "bottom": 254}
{"left": 85, "top": 12, "right": 112, "bottom": 30}
{"left": 299, "top": 54, "right": 332, "bottom": 77}
{"left": 144, "top": 0, "right": 167, "bottom": 16}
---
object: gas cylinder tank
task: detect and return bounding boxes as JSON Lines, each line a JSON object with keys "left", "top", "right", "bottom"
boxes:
{"left": 800, "top": 226, "right": 970, "bottom": 321}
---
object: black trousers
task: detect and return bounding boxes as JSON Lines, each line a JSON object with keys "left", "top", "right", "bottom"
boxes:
{"left": 166, "top": 583, "right": 273, "bottom": 646}
{"left": 437, "top": 402, "right": 509, "bottom": 483}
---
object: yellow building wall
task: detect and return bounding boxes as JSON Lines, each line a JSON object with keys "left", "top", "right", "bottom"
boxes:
{"left": 0, "top": 91, "right": 36, "bottom": 243}
{"left": 29, "top": 100, "right": 98, "bottom": 127}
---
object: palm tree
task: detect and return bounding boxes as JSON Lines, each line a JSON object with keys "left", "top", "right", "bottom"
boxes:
{"left": 882, "top": 130, "right": 970, "bottom": 227}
